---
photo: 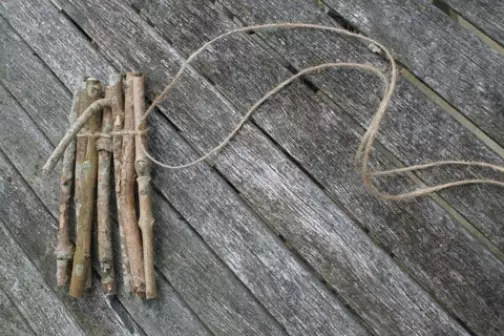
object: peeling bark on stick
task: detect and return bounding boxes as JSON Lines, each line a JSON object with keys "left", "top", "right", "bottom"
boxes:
{"left": 133, "top": 73, "right": 157, "bottom": 299}
{"left": 120, "top": 73, "right": 145, "bottom": 297}
{"left": 69, "top": 78, "right": 103, "bottom": 297}
{"left": 109, "top": 73, "right": 132, "bottom": 293}
{"left": 55, "top": 87, "right": 80, "bottom": 287}
{"left": 96, "top": 80, "right": 117, "bottom": 295}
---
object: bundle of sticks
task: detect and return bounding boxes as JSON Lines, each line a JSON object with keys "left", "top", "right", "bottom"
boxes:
{"left": 54, "top": 72, "right": 156, "bottom": 299}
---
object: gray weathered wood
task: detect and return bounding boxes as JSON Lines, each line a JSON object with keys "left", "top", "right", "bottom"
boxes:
{"left": 1, "top": 1, "right": 502, "bottom": 336}
{"left": 0, "top": 286, "right": 37, "bottom": 336}
{"left": 50, "top": 0, "right": 487, "bottom": 335}
{"left": 0, "top": 8, "right": 293, "bottom": 336}
{"left": 2, "top": 1, "right": 378, "bottom": 335}
{"left": 0, "top": 17, "right": 70, "bottom": 143}
{"left": 0, "top": 216, "right": 84, "bottom": 336}
{"left": 442, "top": 0, "right": 504, "bottom": 46}
{"left": 304, "top": 0, "right": 504, "bottom": 150}
{"left": 115, "top": 1, "right": 504, "bottom": 335}
{"left": 215, "top": 0, "right": 504, "bottom": 252}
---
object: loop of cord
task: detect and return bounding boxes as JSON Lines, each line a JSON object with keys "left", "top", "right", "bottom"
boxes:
{"left": 140, "top": 22, "right": 504, "bottom": 200}
{"left": 45, "top": 23, "right": 504, "bottom": 200}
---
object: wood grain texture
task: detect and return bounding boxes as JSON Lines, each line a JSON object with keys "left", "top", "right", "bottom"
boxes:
{"left": 214, "top": 0, "right": 504, "bottom": 252}
{"left": 53, "top": 0, "right": 484, "bottom": 335}
{"left": 0, "top": 280, "right": 37, "bottom": 336}
{"left": 0, "top": 215, "right": 84, "bottom": 335}
{"left": 117, "top": 1, "right": 504, "bottom": 335}
{"left": 442, "top": 0, "right": 504, "bottom": 46}
{"left": 127, "top": 0, "right": 504, "bottom": 256}
{"left": 305, "top": 0, "right": 504, "bottom": 148}
{"left": 0, "top": 3, "right": 295, "bottom": 335}
{"left": 0, "top": 0, "right": 109, "bottom": 89}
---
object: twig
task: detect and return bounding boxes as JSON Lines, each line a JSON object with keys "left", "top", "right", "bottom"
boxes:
{"left": 120, "top": 73, "right": 145, "bottom": 296}
{"left": 74, "top": 81, "right": 91, "bottom": 290}
{"left": 42, "top": 97, "right": 111, "bottom": 173}
{"left": 133, "top": 74, "right": 157, "bottom": 299}
{"left": 96, "top": 79, "right": 117, "bottom": 295}
{"left": 109, "top": 74, "right": 133, "bottom": 293}
{"left": 69, "top": 78, "right": 103, "bottom": 297}
{"left": 55, "top": 87, "right": 80, "bottom": 287}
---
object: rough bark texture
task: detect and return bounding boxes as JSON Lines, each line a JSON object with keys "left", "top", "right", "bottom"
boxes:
{"left": 108, "top": 73, "right": 132, "bottom": 294}
{"left": 55, "top": 87, "right": 79, "bottom": 287}
{"left": 96, "top": 81, "right": 116, "bottom": 295}
{"left": 133, "top": 74, "right": 157, "bottom": 299}
{"left": 69, "top": 78, "right": 103, "bottom": 297}
{"left": 442, "top": 0, "right": 504, "bottom": 46}
{"left": 120, "top": 72, "right": 145, "bottom": 296}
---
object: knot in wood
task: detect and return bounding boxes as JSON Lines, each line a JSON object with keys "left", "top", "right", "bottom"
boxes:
{"left": 135, "top": 160, "right": 150, "bottom": 176}
{"left": 96, "top": 137, "right": 113, "bottom": 152}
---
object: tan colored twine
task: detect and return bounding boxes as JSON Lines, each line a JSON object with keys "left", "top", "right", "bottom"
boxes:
{"left": 76, "top": 129, "right": 148, "bottom": 138}
{"left": 44, "top": 23, "right": 504, "bottom": 200}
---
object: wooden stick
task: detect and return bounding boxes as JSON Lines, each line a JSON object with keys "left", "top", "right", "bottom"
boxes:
{"left": 42, "top": 97, "right": 111, "bottom": 173}
{"left": 55, "top": 87, "right": 80, "bottom": 287}
{"left": 69, "top": 78, "right": 103, "bottom": 297}
{"left": 73, "top": 81, "right": 91, "bottom": 291}
{"left": 109, "top": 74, "right": 133, "bottom": 293}
{"left": 133, "top": 74, "right": 157, "bottom": 299}
{"left": 96, "top": 79, "right": 117, "bottom": 295}
{"left": 120, "top": 73, "right": 145, "bottom": 296}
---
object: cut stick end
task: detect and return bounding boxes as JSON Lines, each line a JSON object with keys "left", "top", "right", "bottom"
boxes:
{"left": 42, "top": 162, "right": 54, "bottom": 174}
{"left": 132, "top": 285, "right": 146, "bottom": 298}
{"left": 145, "top": 291, "right": 157, "bottom": 300}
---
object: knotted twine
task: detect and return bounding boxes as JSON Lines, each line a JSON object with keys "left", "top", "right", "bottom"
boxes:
{"left": 43, "top": 23, "right": 504, "bottom": 200}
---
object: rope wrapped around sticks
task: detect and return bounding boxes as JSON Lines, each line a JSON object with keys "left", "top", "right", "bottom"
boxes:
{"left": 43, "top": 22, "right": 504, "bottom": 201}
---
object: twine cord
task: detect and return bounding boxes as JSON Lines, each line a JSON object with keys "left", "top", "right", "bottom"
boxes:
{"left": 45, "top": 23, "right": 504, "bottom": 200}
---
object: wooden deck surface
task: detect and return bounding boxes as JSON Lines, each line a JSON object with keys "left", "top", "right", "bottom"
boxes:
{"left": 1, "top": 0, "right": 504, "bottom": 335}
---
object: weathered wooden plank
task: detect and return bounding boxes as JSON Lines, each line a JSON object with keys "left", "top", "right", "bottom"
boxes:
{"left": 0, "top": 8, "right": 292, "bottom": 336}
{"left": 0, "top": 2, "right": 109, "bottom": 89}
{"left": 0, "top": 15, "right": 69, "bottom": 143}
{"left": 0, "top": 287, "right": 37, "bottom": 336}
{"left": 306, "top": 0, "right": 504, "bottom": 148}
{"left": 3, "top": 1, "right": 376, "bottom": 335}
{"left": 442, "top": 0, "right": 504, "bottom": 46}
{"left": 214, "top": 0, "right": 504, "bottom": 252}
{"left": 0, "top": 217, "right": 84, "bottom": 336}
{"left": 49, "top": 1, "right": 484, "bottom": 335}
{"left": 117, "top": 1, "right": 504, "bottom": 336}
{"left": 149, "top": 190, "right": 290, "bottom": 336}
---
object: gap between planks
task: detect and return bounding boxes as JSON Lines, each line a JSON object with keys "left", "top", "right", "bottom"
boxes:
{"left": 431, "top": 0, "right": 504, "bottom": 54}
{"left": 145, "top": 0, "right": 504, "bottom": 266}
{"left": 97, "top": 1, "right": 496, "bottom": 334}
{"left": 210, "top": 0, "right": 504, "bottom": 261}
